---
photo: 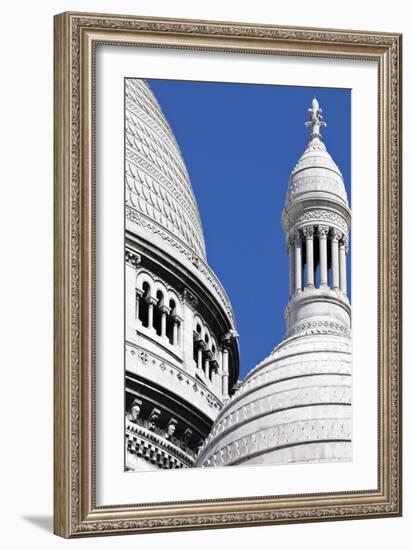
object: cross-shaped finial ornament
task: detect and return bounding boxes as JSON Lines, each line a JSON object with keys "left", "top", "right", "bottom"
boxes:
{"left": 305, "top": 98, "right": 327, "bottom": 140}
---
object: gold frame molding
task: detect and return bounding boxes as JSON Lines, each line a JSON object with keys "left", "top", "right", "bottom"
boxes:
{"left": 53, "top": 11, "right": 402, "bottom": 538}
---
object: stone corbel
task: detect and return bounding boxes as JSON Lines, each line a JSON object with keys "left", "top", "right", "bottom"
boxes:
{"left": 125, "top": 249, "right": 142, "bottom": 267}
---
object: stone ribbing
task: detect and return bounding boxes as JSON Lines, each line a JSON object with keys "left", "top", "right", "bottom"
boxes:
{"left": 196, "top": 334, "right": 352, "bottom": 467}
{"left": 125, "top": 79, "right": 206, "bottom": 260}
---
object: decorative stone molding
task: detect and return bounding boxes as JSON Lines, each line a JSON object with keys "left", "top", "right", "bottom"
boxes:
{"left": 287, "top": 174, "right": 345, "bottom": 202}
{"left": 290, "top": 154, "right": 342, "bottom": 176}
{"left": 207, "top": 384, "right": 351, "bottom": 442}
{"left": 285, "top": 319, "right": 350, "bottom": 339}
{"left": 126, "top": 420, "right": 195, "bottom": 468}
{"left": 182, "top": 288, "right": 198, "bottom": 309}
{"left": 233, "top": 358, "right": 351, "bottom": 401}
{"left": 125, "top": 398, "right": 143, "bottom": 423}
{"left": 165, "top": 418, "right": 178, "bottom": 439}
{"left": 222, "top": 328, "right": 239, "bottom": 348}
{"left": 125, "top": 249, "right": 141, "bottom": 267}
{"left": 200, "top": 417, "right": 352, "bottom": 468}
{"left": 147, "top": 407, "right": 161, "bottom": 431}
{"left": 127, "top": 344, "right": 222, "bottom": 410}
{"left": 288, "top": 209, "right": 349, "bottom": 234}
{"left": 126, "top": 206, "right": 235, "bottom": 324}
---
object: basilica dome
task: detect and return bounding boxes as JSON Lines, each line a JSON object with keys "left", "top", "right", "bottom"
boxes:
{"left": 195, "top": 333, "right": 352, "bottom": 467}
{"left": 124, "top": 79, "right": 240, "bottom": 472}
{"left": 125, "top": 79, "right": 206, "bottom": 261}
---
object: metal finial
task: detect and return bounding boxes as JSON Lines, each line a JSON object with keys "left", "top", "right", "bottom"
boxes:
{"left": 304, "top": 98, "right": 327, "bottom": 140}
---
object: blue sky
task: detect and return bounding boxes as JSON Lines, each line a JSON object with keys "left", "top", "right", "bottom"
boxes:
{"left": 148, "top": 79, "right": 351, "bottom": 379}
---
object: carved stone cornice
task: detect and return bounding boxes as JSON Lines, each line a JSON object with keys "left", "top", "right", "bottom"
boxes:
{"left": 287, "top": 209, "right": 350, "bottom": 235}
{"left": 126, "top": 420, "right": 195, "bottom": 468}
{"left": 199, "top": 418, "right": 352, "bottom": 468}
{"left": 222, "top": 329, "right": 239, "bottom": 349}
{"left": 126, "top": 207, "right": 235, "bottom": 323}
{"left": 126, "top": 344, "right": 222, "bottom": 410}
{"left": 125, "top": 249, "right": 141, "bottom": 267}
{"left": 181, "top": 288, "right": 198, "bottom": 309}
{"left": 285, "top": 319, "right": 350, "bottom": 339}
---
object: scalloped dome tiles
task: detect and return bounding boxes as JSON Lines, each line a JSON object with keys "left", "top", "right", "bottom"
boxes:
{"left": 125, "top": 79, "right": 207, "bottom": 261}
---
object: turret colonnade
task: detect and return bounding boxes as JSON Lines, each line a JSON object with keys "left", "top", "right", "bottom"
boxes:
{"left": 288, "top": 224, "right": 348, "bottom": 296}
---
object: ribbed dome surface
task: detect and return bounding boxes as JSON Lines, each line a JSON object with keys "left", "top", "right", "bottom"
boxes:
{"left": 285, "top": 139, "right": 348, "bottom": 208}
{"left": 125, "top": 79, "right": 206, "bottom": 260}
{"left": 196, "top": 333, "right": 352, "bottom": 467}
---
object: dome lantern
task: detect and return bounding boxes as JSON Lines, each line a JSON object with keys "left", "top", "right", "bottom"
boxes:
{"left": 282, "top": 98, "right": 351, "bottom": 340}
{"left": 195, "top": 99, "right": 352, "bottom": 469}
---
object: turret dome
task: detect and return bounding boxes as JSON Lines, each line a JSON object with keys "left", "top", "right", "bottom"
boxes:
{"left": 286, "top": 138, "right": 348, "bottom": 208}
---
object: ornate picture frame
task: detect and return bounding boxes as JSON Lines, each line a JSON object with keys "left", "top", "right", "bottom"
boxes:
{"left": 53, "top": 11, "right": 402, "bottom": 538}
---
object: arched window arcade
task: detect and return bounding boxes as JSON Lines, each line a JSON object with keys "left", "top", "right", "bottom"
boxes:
{"left": 135, "top": 273, "right": 182, "bottom": 348}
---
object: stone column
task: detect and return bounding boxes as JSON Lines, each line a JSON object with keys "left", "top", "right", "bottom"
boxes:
{"left": 331, "top": 228, "right": 341, "bottom": 290}
{"left": 181, "top": 289, "right": 198, "bottom": 369}
{"left": 204, "top": 358, "right": 210, "bottom": 380}
{"left": 288, "top": 240, "right": 295, "bottom": 298}
{"left": 146, "top": 297, "right": 157, "bottom": 329}
{"left": 197, "top": 346, "right": 203, "bottom": 370}
{"left": 222, "top": 348, "right": 229, "bottom": 398}
{"left": 294, "top": 233, "right": 302, "bottom": 293}
{"left": 318, "top": 225, "right": 329, "bottom": 287}
{"left": 217, "top": 350, "right": 223, "bottom": 394}
{"left": 135, "top": 289, "right": 143, "bottom": 321}
{"left": 339, "top": 236, "right": 348, "bottom": 294}
{"left": 172, "top": 319, "right": 179, "bottom": 345}
{"left": 303, "top": 226, "right": 314, "bottom": 288}
{"left": 160, "top": 308, "right": 168, "bottom": 337}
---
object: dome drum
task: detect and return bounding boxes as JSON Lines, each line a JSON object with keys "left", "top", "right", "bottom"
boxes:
{"left": 282, "top": 202, "right": 351, "bottom": 239}
{"left": 284, "top": 290, "right": 351, "bottom": 339}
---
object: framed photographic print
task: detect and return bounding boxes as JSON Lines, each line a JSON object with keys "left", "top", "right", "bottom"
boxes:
{"left": 53, "top": 11, "right": 402, "bottom": 537}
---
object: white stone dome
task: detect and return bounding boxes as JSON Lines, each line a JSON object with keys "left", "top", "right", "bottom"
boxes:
{"left": 196, "top": 332, "right": 352, "bottom": 467}
{"left": 285, "top": 138, "right": 348, "bottom": 209}
{"left": 125, "top": 79, "right": 206, "bottom": 260}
